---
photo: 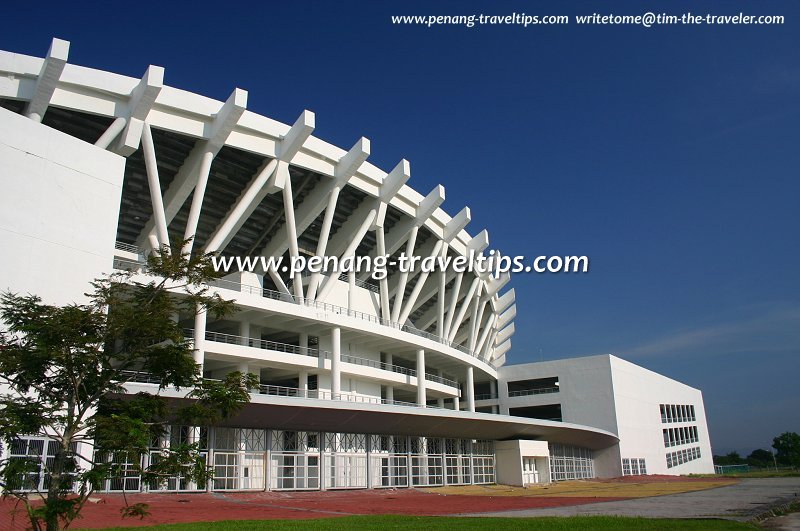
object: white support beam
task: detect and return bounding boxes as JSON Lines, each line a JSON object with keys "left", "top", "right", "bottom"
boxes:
{"left": 486, "top": 272, "right": 511, "bottom": 297}
{"left": 135, "top": 88, "right": 247, "bottom": 248}
{"left": 280, "top": 161, "right": 304, "bottom": 299}
{"left": 25, "top": 38, "right": 69, "bottom": 122}
{"left": 493, "top": 288, "right": 516, "bottom": 314}
{"left": 497, "top": 305, "right": 516, "bottom": 329}
{"left": 443, "top": 272, "right": 463, "bottom": 338}
{"left": 475, "top": 314, "right": 498, "bottom": 355}
{"left": 204, "top": 109, "right": 308, "bottom": 254}
{"left": 390, "top": 225, "right": 418, "bottom": 322}
{"left": 417, "top": 185, "right": 446, "bottom": 226}
{"left": 336, "top": 137, "right": 370, "bottom": 180}
{"left": 444, "top": 207, "right": 471, "bottom": 242}
{"left": 279, "top": 110, "right": 315, "bottom": 161}
{"left": 374, "top": 159, "right": 410, "bottom": 228}
{"left": 208, "top": 88, "right": 248, "bottom": 150}
{"left": 467, "top": 230, "right": 490, "bottom": 255}
{"left": 204, "top": 159, "right": 280, "bottom": 252}
{"left": 316, "top": 208, "right": 378, "bottom": 302}
{"left": 206, "top": 110, "right": 310, "bottom": 255}
{"left": 258, "top": 135, "right": 366, "bottom": 261}
{"left": 141, "top": 122, "right": 170, "bottom": 250}
{"left": 267, "top": 267, "right": 292, "bottom": 297}
{"left": 493, "top": 339, "right": 512, "bottom": 359}
{"left": 181, "top": 150, "right": 215, "bottom": 254}
{"left": 397, "top": 240, "right": 444, "bottom": 324}
{"left": 94, "top": 117, "right": 126, "bottom": 149}
{"left": 110, "top": 65, "right": 164, "bottom": 156}
{"left": 472, "top": 297, "right": 489, "bottom": 350}
{"left": 129, "top": 65, "right": 164, "bottom": 120}
{"left": 467, "top": 285, "right": 481, "bottom": 350}
{"left": 496, "top": 323, "right": 515, "bottom": 344}
{"left": 436, "top": 248, "right": 447, "bottom": 337}
{"left": 113, "top": 117, "right": 144, "bottom": 157}
{"left": 447, "top": 276, "right": 480, "bottom": 343}
{"left": 376, "top": 227, "right": 391, "bottom": 320}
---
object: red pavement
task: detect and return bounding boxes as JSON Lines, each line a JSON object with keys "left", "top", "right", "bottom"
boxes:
{"left": 0, "top": 489, "right": 628, "bottom": 529}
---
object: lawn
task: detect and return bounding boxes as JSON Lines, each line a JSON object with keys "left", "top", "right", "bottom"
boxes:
{"left": 97, "top": 515, "right": 756, "bottom": 530}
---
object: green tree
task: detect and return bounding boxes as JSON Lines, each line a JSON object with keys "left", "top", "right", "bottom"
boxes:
{"left": 713, "top": 451, "right": 745, "bottom": 466}
{"left": 772, "top": 432, "right": 800, "bottom": 467}
{"left": 0, "top": 243, "right": 257, "bottom": 531}
{"left": 746, "top": 449, "right": 775, "bottom": 468}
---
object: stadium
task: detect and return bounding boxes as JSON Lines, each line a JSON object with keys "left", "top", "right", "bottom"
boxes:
{"left": 0, "top": 38, "right": 714, "bottom": 493}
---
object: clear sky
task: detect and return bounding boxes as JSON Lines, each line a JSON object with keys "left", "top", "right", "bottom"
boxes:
{"left": 3, "top": 0, "right": 798, "bottom": 455}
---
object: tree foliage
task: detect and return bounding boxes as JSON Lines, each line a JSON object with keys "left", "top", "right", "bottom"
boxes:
{"left": 746, "top": 449, "right": 775, "bottom": 468}
{"left": 0, "top": 243, "right": 256, "bottom": 530}
{"left": 773, "top": 432, "right": 800, "bottom": 467}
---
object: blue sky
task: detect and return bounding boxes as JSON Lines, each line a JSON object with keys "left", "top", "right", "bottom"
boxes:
{"left": 3, "top": 0, "right": 798, "bottom": 455}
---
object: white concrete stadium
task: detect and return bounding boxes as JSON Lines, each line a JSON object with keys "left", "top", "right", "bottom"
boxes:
{"left": 0, "top": 39, "right": 714, "bottom": 493}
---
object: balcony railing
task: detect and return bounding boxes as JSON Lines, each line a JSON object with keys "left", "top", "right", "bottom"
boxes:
{"left": 507, "top": 386, "right": 560, "bottom": 398}
{"left": 424, "top": 372, "right": 459, "bottom": 389}
{"left": 184, "top": 329, "right": 458, "bottom": 389}
{"left": 184, "top": 329, "right": 325, "bottom": 359}
{"left": 474, "top": 393, "right": 499, "bottom": 401}
{"left": 114, "top": 252, "right": 482, "bottom": 361}
{"left": 340, "top": 353, "right": 415, "bottom": 378}
{"left": 118, "top": 372, "right": 448, "bottom": 411}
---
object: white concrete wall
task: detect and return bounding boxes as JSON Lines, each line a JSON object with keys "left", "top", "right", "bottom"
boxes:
{"left": 496, "top": 439, "right": 549, "bottom": 486}
{"left": 0, "top": 107, "right": 124, "bottom": 305}
{"left": 609, "top": 356, "right": 714, "bottom": 475}
{"left": 498, "top": 355, "right": 618, "bottom": 433}
{"left": 498, "top": 354, "right": 715, "bottom": 477}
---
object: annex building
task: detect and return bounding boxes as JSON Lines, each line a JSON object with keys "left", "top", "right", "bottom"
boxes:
{"left": 0, "top": 39, "right": 714, "bottom": 493}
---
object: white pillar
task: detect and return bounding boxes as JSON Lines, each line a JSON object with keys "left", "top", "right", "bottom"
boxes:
{"left": 298, "top": 371, "right": 308, "bottom": 395}
{"left": 348, "top": 269, "right": 355, "bottom": 311}
{"left": 453, "top": 395, "right": 460, "bottom": 411}
{"left": 299, "top": 332, "right": 309, "bottom": 354}
{"left": 466, "top": 366, "right": 475, "bottom": 413}
{"left": 416, "top": 349, "right": 426, "bottom": 406}
{"left": 331, "top": 327, "right": 341, "bottom": 399}
{"left": 384, "top": 352, "right": 394, "bottom": 403}
{"left": 436, "top": 369, "right": 445, "bottom": 408}
{"left": 238, "top": 320, "right": 250, "bottom": 346}
{"left": 193, "top": 309, "right": 207, "bottom": 373}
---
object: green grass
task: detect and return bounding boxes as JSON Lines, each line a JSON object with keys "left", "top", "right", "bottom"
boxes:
{"left": 96, "top": 515, "right": 757, "bottom": 530}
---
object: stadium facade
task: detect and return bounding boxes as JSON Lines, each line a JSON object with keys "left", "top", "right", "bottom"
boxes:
{"left": 0, "top": 39, "right": 714, "bottom": 493}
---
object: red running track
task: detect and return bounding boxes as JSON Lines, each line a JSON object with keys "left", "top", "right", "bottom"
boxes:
{"left": 0, "top": 489, "right": 629, "bottom": 529}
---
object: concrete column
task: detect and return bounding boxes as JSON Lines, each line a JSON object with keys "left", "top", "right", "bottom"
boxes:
{"left": 416, "top": 349, "right": 426, "bottom": 406}
{"left": 489, "top": 379, "right": 497, "bottom": 399}
{"left": 238, "top": 320, "right": 250, "bottom": 346}
{"left": 436, "top": 369, "right": 445, "bottom": 408}
{"left": 384, "top": 352, "right": 394, "bottom": 402}
{"left": 466, "top": 366, "right": 475, "bottom": 412}
{"left": 331, "top": 327, "right": 341, "bottom": 399}
{"left": 298, "top": 371, "right": 308, "bottom": 396}
{"left": 193, "top": 309, "right": 207, "bottom": 372}
{"left": 299, "top": 332, "right": 309, "bottom": 355}
{"left": 348, "top": 269, "right": 355, "bottom": 311}
{"left": 453, "top": 395, "right": 460, "bottom": 411}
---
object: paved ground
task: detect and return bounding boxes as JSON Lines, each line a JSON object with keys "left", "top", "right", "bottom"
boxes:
{"left": 764, "top": 512, "right": 800, "bottom": 530}
{"left": 426, "top": 476, "right": 736, "bottom": 498}
{"left": 466, "top": 477, "right": 800, "bottom": 521}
